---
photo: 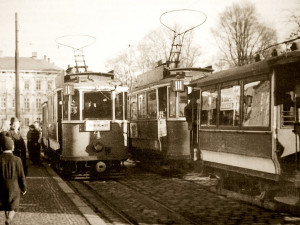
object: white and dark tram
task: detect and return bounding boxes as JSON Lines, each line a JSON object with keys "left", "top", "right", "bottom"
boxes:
{"left": 189, "top": 46, "right": 300, "bottom": 203}
{"left": 42, "top": 68, "right": 128, "bottom": 179}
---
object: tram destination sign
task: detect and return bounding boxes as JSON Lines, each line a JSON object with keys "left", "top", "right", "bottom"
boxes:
{"left": 171, "top": 79, "right": 185, "bottom": 92}
{"left": 84, "top": 120, "right": 111, "bottom": 131}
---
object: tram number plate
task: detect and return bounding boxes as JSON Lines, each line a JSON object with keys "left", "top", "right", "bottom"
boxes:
{"left": 84, "top": 120, "right": 111, "bottom": 131}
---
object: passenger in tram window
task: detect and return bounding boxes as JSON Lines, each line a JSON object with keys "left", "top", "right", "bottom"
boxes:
{"left": 282, "top": 93, "right": 295, "bottom": 125}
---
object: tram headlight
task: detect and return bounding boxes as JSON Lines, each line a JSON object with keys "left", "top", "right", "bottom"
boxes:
{"left": 93, "top": 140, "right": 104, "bottom": 152}
{"left": 95, "top": 161, "right": 106, "bottom": 173}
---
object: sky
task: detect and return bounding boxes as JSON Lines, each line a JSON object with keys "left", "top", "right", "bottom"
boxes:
{"left": 0, "top": 0, "right": 299, "bottom": 72}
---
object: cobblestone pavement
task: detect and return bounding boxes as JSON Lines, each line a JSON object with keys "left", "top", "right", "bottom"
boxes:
{"left": 85, "top": 163, "right": 300, "bottom": 225}
{"left": 0, "top": 161, "right": 89, "bottom": 225}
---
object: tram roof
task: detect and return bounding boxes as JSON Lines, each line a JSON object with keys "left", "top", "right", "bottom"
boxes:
{"left": 190, "top": 50, "right": 300, "bottom": 88}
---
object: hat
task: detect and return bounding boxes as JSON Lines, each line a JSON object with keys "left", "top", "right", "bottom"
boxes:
{"left": 29, "top": 124, "right": 35, "bottom": 129}
{"left": 10, "top": 117, "right": 19, "bottom": 125}
{"left": 1, "top": 135, "right": 14, "bottom": 151}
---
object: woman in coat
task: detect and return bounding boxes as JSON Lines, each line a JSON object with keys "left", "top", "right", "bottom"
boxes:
{"left": 0, "top": 134, "right": 27, "bottom": 225}
{"left": 7, "top": 117, "right": 27, "bottom": 176}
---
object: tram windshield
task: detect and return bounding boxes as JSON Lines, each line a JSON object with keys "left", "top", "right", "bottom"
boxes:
{"left": 83, "top": 92, "right": 112, "bottom": 120}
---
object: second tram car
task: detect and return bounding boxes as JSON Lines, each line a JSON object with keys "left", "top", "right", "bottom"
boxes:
{"left": 42, "top": 68, "right": 128, "bottom": 179}
{"left": 190, "top": 47, "right": 300, "bottom": 202}
{"left": 128, "top": 64, "right": 212, "bottom": 168}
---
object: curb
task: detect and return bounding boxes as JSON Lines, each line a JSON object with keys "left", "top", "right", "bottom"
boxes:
{"left": 43, "top": 162, "right": 107, "bottom": 225}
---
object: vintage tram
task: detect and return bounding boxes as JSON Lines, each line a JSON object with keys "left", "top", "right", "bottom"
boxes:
{"left": 189, "top": 46, "right": 300, "bottom": 203}
{"left": 127, "top": 63, "right": 212, "bottom": 169}
{"left": 42, "top": 67, "right": 128, "bottom": 179}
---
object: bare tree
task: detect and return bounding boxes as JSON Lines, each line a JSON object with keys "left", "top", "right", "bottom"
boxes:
{"left": 287, "top": 10, "right": 300, "bottom": 38}
{"left": 106, "top": 26, "right": 202, "bottom": 87}
{"left": 211, "top": 1, "right": 277, "bottom": 67}
{"left": 105, "top": 48, "right": 138, "bottom": 89}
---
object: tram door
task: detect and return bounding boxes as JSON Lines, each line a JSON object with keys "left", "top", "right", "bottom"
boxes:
{"left": 186, "top": 91, "right": 199, "bottom": 160}
{"left": 275, "top": 65, "right": 300, "bottom": 166}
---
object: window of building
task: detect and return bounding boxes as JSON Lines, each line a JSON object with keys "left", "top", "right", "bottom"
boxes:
{"left": 24, "top": 118, "right": 29, "bottom": 126}
{"left": 243, "top": 79, "right": 270, "bottom": 127}
{"left": 201, "top": 88, "right": 218, "bottom": 126}
{"left": 36, "top": 98, "right": 41, "bottom": 109}
{"left": 24, "top": 98, "right": 30, "bottom": 109}
{"left": 147, "top": 91, "right": 157, "bottom": 119}
{"left": 220, "top": 84, "right": 240, "bottom": 126}
{"left": 138, "top": 92, "right": 147, "bottom": 119}
{"left": 24, "top": 80, "right": 30, "bottom": 90}
{"left": 12, "top": 98, "right": 15, "bottom": 108}
{"left": 36, "top": 117, "right": 41, "bottom": 123}
{"left": 36, "top": 80, "right": 41, "bottom": 90}
{"left": 1, "top": 97, "right": 6, "bottom": 108}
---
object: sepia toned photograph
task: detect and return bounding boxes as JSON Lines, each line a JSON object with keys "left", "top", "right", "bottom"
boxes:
{"left": 0, "top": 0, "right": 300, "bottom": 224}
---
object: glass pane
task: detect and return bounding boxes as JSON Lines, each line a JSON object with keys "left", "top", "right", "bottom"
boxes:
{"left": 158, "top": 87, "right": 167, "bottom": 118}
{"left": 71, "top": 90, "right": 79, "bottom": 120}
{"left": 178, "top": 90, "right": 188, "bottom": 117}
{"left": 63, "top": 95, "right": 69, "bottom": 120}
{"left": 220, "top": 85, "right": 240, "bottom": 126}
{"left": 138, "top": 93, "right": 147, "bottom": 119}
{"left": 169, "top": 89, "right": 176, "bottom": 118}
{"left": 130, "top": 95, "right": 137, "bottom": 120}
{"left": 201, "top": 89, "right": 217, "bottom": 126}
{"left": 83, "top": 92, "right": 112, "bottom": 120}
{"left": 147, "top": 91, "right": 157, "bottom": 119}
{"left": 243, "top": 80, "right": 270, "bottom": 126}
{"left": 115, "top": 92, "right": 123, "bottom": 120}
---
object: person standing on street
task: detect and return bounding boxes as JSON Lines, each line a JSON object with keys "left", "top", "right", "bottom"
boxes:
{"left": 0, "top": 134, "right": 27, "bottom": 225}
{"left": 7, "top": 118, "right": 27, "bottom": 176}
{"left": 33, "top": 121, "right": 42, "bottom": 165}
{"left": 27, "top": 124, "right": 40, "bottom": 165}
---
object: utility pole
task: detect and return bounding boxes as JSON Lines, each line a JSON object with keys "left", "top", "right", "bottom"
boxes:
{"left": 15, "top": 12, "right": 20, "bottom": 119}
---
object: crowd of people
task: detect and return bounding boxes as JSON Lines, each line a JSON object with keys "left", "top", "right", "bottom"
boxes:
{"left": 0, "top": 117, "right": 41, "bottom": 225}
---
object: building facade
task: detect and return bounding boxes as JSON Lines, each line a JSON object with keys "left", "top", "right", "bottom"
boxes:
{"left": 0, "top": 55, "right": 64, "bottom": 135}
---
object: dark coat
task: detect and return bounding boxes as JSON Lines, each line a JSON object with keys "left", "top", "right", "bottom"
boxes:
{"left": 7, "top": 130, "right": 27, "bottom": 175}
{"left": 27, "top": 129, "right": 41, "bottom": 164}
{"left": 0, "top": 152, "right": 27, "bottom": 211}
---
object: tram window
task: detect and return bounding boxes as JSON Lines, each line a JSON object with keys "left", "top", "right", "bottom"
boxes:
{"left": 138, "top": 93, "right": 147, "bottom": 119}
{"left": 71, "top": 90, "right": 79, "bottom": 120}
{"left": 169, "top": 89, "right": 176, "bottom": 118}
{"left": 220, "top": 84, "right": 240, "bottom": 126}
{"left": 83, "top": 92, "right": 112, "bottom": 120}
{"left": 115, "top": 92, "right": 123, "bottom": 120}
{"left": 130, "top": 95, "right": 137, "bottom": 120}
{"left": 147, "top": 91, "right": 157, "bottom": 119}
{"left": 243, "top": 80, "right": 270, "bottom": 127}
{"left": 201, "top": 89, "right": 217, "bottom": 126}
{"left": 158, "top": 87, "right": 167, "bottom": 118}
{"left": 178, "top": 90, "right": 188, "bottom": 117}
{"left": 63, "top": 95, "right": 69, "bottom": 120}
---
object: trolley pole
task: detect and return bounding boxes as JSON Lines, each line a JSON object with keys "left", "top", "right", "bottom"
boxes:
{"left": 15, "top": 12, "right": 20, "bottom": 119}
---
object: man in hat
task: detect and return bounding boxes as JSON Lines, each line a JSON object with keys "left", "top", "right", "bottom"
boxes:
{"left": 7, "top": 117, "right": 27, "bottom": 176}
{"left": 0, "top": 134, "right": 27, "bottom": 225}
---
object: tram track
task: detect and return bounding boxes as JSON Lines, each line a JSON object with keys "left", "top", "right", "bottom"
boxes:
{"left": 67, "top": 180, "right": 137, "bottom": 225}
{"left": 69, "top": 178, "right": 199, "bottom": 225}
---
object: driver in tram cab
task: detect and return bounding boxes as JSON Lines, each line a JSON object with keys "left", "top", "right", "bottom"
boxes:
{"left": 84, "top": 100, "right": 97, "bottom": 118}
